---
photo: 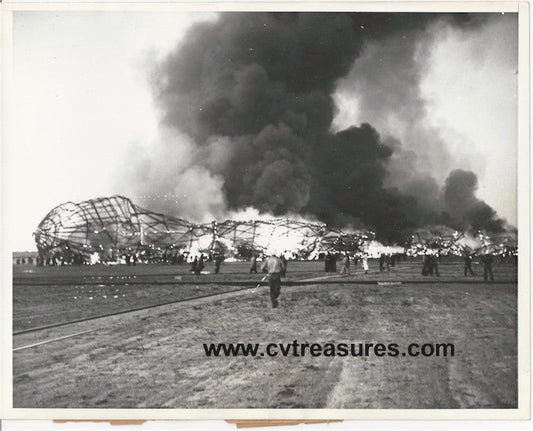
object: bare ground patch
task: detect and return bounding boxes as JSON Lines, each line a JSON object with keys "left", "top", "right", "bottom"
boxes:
{"left": 13, "top": 267, "right": 517, "bottom": 408}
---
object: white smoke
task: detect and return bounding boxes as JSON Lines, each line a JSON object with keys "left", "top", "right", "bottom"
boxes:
{"left": 331, "top": 14, "right": 517, "bottom": 225}
{"left": 118, "top": 128, "right": 228, "bottom": 222}
{"left": 363, "top": 241, "right": 404, "bottom": 258}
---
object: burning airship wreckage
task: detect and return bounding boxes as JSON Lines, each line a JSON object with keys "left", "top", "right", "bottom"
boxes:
{"left": 33, "top": 195, "right": 516, "bottom": 265}
{"left": 33, "top": 195, "right": 374, "bottom": 264}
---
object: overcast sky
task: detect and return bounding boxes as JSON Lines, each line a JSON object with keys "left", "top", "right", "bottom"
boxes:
{"left": 4, "top": 10, "right": 519, "bottom": 251}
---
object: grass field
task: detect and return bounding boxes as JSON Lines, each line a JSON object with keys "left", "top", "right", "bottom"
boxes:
{"left": 12, "top": 259, "right": 518, "bottom": 409}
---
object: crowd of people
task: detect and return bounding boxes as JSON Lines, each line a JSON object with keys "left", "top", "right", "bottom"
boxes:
{"left": 319, "top": 249, "right": 498, "bottom": 283}
{"left": 421, "top": 254, "right": 440, "bottom": 276}
{"left": 24, "top": 248, "right": 501, "bottom": 283}
{"left": 419, "top": 250, "right": 496, "bottom": 282}
{"left": 18, "top": 245, "right": 509, "bottom": 312}
{"left": 33, "top": 250, "right": 87, "bottom": 267}
{"left": 378, "top": 253, "right": 404, "bottom": 272}
{"left": 324, "top": 252, "right": 403, "bottom": 276}
{"left": 188, "top": 253, "right": 225, "bottom": 275}
{"left": 25, "top": 241, "right": 504, "bottom": 288}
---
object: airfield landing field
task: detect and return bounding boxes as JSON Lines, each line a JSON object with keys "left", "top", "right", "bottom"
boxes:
{"left": 13, "top": 259, "right": 517, "bottom": 409}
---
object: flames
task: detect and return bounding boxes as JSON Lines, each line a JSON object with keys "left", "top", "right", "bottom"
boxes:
{"left": 34, "top": 196, "right": 516, "bottom": 264}
{"left": 34, "top": 196, "right": 373, "bottom": 262}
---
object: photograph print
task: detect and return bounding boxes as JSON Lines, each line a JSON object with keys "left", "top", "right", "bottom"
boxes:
{"left": 2, "top": 2, "right": 527, "bottom": 418}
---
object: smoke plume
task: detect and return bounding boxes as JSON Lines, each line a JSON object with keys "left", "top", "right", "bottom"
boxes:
{"left": 443, "top": 169, "right": 505, "bottom": 233}
{"left": 125, "top": 12, "right": 514, "bottom": 243}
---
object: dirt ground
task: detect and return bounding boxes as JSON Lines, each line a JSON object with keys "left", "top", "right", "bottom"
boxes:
{"left": 13, "top": 260, "right": 517, "bottom": 409}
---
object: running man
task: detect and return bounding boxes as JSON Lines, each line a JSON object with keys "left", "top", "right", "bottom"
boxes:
{"left": 261, "top": 253, "right": 285, "bottom": 308}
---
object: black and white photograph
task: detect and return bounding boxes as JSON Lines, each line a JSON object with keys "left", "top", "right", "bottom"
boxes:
{"left": 1, "top": 1, "right": 529, "bottom": 419}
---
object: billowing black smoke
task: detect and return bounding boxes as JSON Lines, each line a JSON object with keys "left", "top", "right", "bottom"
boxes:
{"left": 146, "top": 12, "right": 508, "bottom": 243}
{"left": 443, "top": 169, "right": 505, "bottom": 233}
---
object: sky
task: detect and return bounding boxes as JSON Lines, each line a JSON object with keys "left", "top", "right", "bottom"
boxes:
{"left": 4, "top": 10, "right": 519, "bottom": 251}
{"left": 5, "top": 11, "right": 216, "bottom": 250}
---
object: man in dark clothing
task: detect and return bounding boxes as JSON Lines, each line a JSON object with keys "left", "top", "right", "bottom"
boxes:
{"left": 280, "top": 254, "right": 287, "bottom": 276}
{"left": 250, "top": 255, "right": 258, "bottom": 273}
{"left": 421, "top": 254, "right": 430, "bottom": 276}
{"left": 214, "top": 254, "right": 223, "bottom": 274}
{"left": 431, "top": 254, "right": 440, "bottom": 277}
{"left": 464, "top": 253, "right": 475, "bottom": 276}
{"left": 196, "top": 254, "right": 205, "bottom": 275}
{"left": 481, "top": 253, "right": 495, "bottom": 281}
{"left": 191, "top": 257, "right": 198, "bottom": 274}
{"left": 261, "top": 254, "right": 285, "bottom": 308}
{"left": 379, "top": 253, "right": 385, "bottom": 272}
{"left": 341, "top": 253, "right": 350, "bottom": 275}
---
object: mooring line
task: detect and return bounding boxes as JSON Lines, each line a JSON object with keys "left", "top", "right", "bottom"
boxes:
{"left": 12, "top": 285, "right": 258, "bottom": 336}
{"left": 13, "top": 329, "right": 99, "bottom": 352}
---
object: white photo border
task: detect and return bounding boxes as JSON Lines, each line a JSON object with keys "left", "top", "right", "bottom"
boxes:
{"left": 0, "top": 0, "right": 529, "bottom": 420}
